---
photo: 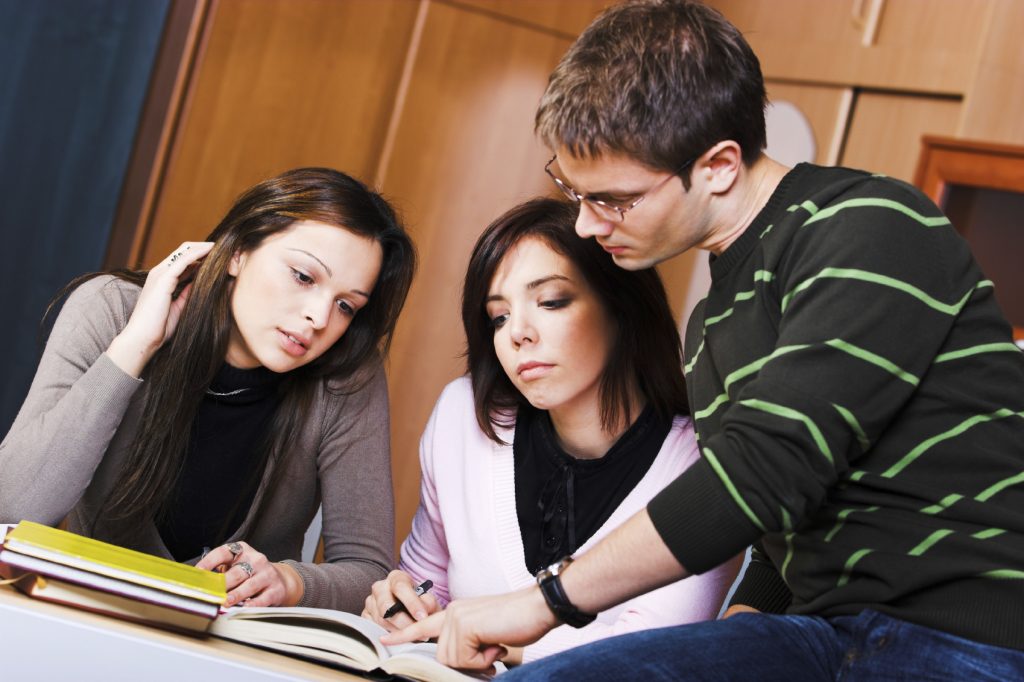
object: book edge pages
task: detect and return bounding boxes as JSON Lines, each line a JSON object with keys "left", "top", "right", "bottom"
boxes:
{"left": 0, "top": 549, "right": 218, "bottom": 617}
{"left": 2, "top": 542, "right": 223, "bottom": 604}
{"left": 15, "top": 574, "right": 212, "bottom": 634}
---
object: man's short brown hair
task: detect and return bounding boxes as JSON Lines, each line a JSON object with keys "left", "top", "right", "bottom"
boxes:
{"left": 536, "top": 0, "right": 767, "bottom": 184}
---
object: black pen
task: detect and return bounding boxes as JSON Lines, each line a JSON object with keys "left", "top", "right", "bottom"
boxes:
{"left": 383, "top": 579, "right": 433, "bottom": 619}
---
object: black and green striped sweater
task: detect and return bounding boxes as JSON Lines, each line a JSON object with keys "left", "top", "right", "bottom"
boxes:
{"left": 648, "top": 163, "right": 1024, "bottom": 650}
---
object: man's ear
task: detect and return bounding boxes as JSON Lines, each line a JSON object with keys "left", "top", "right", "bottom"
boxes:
{"left": 699, "top": 140, "right": 743, "bottom": 195}
{"left": 227, "top": 249, "right": 244, "bottom": 277}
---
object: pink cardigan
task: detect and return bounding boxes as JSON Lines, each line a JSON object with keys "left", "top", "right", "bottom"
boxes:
{"left": 400, "top": 377, "right": 742, "bottom": 663}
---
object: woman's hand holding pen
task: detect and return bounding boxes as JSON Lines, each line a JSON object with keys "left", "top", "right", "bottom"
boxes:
{"left": 196, "top": 540, "right": 304, "bottom": 607}
{"left": 106, "top": 241, "right": 214, "bottom": 378}
{"left": 362, "top": 569, "right": 440, "bottom": 631}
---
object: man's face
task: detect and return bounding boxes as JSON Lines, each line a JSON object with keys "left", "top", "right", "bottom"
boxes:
{"left": 552, "top": 149, "right": 710, "bottom": 270}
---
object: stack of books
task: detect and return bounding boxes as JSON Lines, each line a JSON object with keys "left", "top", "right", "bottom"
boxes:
{"left": 0, "top": 521, "right": 226, "bottom": 633}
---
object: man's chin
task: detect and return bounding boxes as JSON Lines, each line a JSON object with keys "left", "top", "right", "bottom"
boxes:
{"left": 610, "top": 252, "right": 653, "bottom": 271}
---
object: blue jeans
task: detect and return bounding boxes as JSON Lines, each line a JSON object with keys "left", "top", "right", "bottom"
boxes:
{"left": 502, "top": 610, "right": 1024, "bottom": 681}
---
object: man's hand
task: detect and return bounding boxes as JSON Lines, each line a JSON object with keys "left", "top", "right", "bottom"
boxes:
{"left": 382, "top": 585, "right": 559, "bottom": 670}
{"left": 381, "top": 509, "right": 688, "bottom": 670}
{"left": 721, "top": 604, "right": 760, "bottom": 619}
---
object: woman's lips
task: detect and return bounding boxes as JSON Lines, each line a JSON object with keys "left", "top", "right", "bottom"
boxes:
{"left": 517, "top": 361, "right": 554, "bottom": 380}
{"left": 278, "top": 329, "right": 309, "bottom": 356}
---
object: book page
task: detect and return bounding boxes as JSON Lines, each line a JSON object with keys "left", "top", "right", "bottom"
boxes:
{"left": 384, "top": 644, "right": 504, "bottom": 682}
{"left": 209, "top": 606, "right": 498, "bottom": 681}
{"left": 210, "top": 606, "right": 390, "bottom": 670}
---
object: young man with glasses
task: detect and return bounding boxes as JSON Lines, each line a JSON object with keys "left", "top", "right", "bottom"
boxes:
{"left": 386, "top": 1, "right": 1024, "bottom": 678}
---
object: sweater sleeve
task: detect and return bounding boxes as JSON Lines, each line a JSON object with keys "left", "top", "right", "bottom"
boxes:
{"left": 0, "top": 277, "right": 143, "bottom": 524}
{"left": 397, "top": 385, "right": 455, "bottom": 607}
{"left": 650, "top": 178, "right": 973, "bottom": 572}
{"left": 727, "top": 542, "right": 792, "bottom": 614}
{"left": 285, "top": 365, "right": 394, "bottom": 612}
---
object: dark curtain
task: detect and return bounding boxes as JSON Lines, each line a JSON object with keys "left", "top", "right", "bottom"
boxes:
{"left": 0, "top": 0, "right": 170, "bottom": 436}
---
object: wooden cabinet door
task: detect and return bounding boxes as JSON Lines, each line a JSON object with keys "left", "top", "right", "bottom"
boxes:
{"left": 766, "top": 81, "right": 853, "bottom": 166}
{"left": 842, "top": 91, "right": 961, "bottom": 182}
{"left": 448, "top": 0, "right": 611, "bottom": 35}
{"left": 140, "top": 0, "right": 421, "bottom": 266}
{"left": 376, "top": 1, "right": 578, "bottom": 540}
{"left": 709, "top": 0, "right": 989, "bottom": 93}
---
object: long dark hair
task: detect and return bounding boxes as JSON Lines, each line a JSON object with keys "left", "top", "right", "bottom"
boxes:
{"left": 462, "top": 197, "right": 688, "bottom": 443}
{"left": 65, "top": 167, "right": 415, "bottom": 526}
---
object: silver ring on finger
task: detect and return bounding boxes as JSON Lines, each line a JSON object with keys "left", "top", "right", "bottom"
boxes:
{"left": 227, "top": 542, "right": 243, "bottom": 556}
{"left": 238, "top": 561, "right": 255, "bottom": 578}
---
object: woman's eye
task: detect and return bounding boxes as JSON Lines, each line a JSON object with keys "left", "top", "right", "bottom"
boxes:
{"left": 291, "top": 268, "right": 314, "bottom": 286}
{"left": 540, "top": 298, "right": 570, "bottom": 310}
{"left": 489, "top": 313, "right": 509, "bottom": 329}
{"left": 337, "top": 300, "right": 355, "bottom": 316}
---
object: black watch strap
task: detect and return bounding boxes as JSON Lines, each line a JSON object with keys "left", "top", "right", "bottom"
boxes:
{"left": 536, "top": 557, "right": 596, "bottom": 628}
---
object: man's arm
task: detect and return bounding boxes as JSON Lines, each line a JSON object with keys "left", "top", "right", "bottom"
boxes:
{"left": 382, "top": 509, "right": 688, "bottom": 670}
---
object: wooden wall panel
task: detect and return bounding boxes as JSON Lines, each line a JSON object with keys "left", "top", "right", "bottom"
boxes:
{"left": 958, "top": 0, "right": 1024, "bottom": 145}
{"left": 710, "top": 0, "right": 988, "bottom": 94}
{"left": 141, "top": 0, "right": 420, "bottom": 266}
{"left": 444, "top": 0, "right": 610, "bottom": 36}
{"left": 377, "top": 1, "right": 580, "bottom": 543}
{"left": 842, "top": 92, "right": 961, "bottom": 183}
{"left": 766, "top": 81, "right": 851, "bottom": 166}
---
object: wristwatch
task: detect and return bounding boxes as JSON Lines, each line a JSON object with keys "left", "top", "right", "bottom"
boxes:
{"left": 535, "top": 556, "right": 596, "bottom": 628}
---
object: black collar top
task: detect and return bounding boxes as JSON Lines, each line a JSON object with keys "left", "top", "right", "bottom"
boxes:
{"left": 513, "top": 402, "right": 671, "bottom": 575}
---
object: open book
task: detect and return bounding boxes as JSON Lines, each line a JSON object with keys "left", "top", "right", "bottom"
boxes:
{"left": 210, "top": 606, "right": 502, "bottom": 681}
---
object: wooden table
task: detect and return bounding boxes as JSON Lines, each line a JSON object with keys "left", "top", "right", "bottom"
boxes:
{"left": 0, "top": 585, "right": 364, "bottom": 681}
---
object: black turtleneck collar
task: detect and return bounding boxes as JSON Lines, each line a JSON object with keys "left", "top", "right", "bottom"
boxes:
{"left": 158, "top": 363, "right": 283, "bottom": 560}
{"left": 205, "top": 362, "right": 283, "bottom": 404}
{"left": 514, "top": 402, "right": 671, "bottom": 574}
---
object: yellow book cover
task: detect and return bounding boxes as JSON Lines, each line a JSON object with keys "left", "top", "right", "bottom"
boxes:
{"left": 2, "top": 521, "right": 226, "bottom": 605}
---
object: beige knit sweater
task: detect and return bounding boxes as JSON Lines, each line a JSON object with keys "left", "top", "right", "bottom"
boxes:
{"left": 0, "top": 275, "right": 394, "bottom": 612}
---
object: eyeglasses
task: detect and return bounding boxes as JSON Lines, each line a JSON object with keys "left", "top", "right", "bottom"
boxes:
{"left": 544, "top": 154, "right": 697, "bottom": 222}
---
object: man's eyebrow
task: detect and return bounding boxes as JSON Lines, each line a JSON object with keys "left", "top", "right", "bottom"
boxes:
{"left": 485, "top": 274, "right": 571, "bottom": 303}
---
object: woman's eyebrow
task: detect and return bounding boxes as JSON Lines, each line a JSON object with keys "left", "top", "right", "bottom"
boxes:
{"left": 486, "top": 274, "right": 571, "bottom": 303}
{"left": 288, "top": 248, "right": 371, "bottom": 299}
{"left": 288, "top": 248, "right": 332, "bottom": 277}
{"left": 526, "top": 274, "right": 570, "bottom": 290}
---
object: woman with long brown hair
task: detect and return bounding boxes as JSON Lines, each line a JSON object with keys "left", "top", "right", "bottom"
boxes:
{"left": 0, "top": 167, "right": 415, "bottom": 612}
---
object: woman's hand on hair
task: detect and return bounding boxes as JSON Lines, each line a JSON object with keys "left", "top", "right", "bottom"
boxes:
{"left": 107, "top": 241, "right": 214, "bottom": 377}
{"left": 196, "top": 540, "right": 304, "bottom": 607}
{"left": 362, "top": 569, "right": 440, "bottom": 632}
